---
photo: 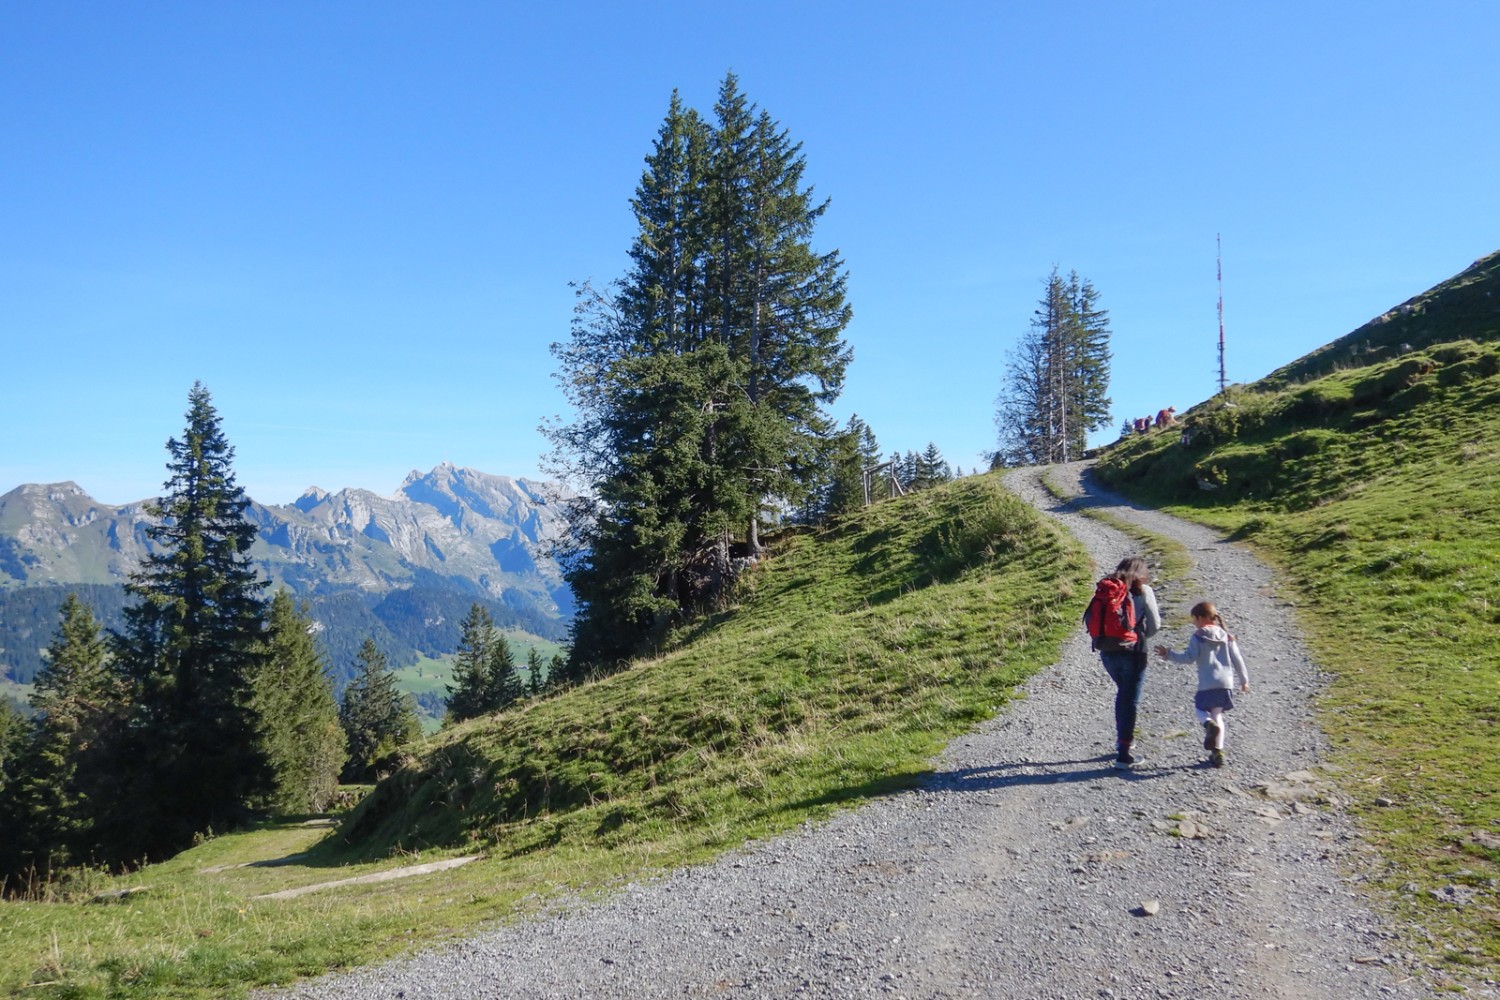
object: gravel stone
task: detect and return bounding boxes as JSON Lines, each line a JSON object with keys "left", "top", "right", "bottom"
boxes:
{"left": 264, "top": 463, "right": 1467, "bottom": 999}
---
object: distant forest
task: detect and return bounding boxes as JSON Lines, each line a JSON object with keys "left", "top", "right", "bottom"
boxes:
{"left": 0, "top": 580, "right": 566, "bottom": 691}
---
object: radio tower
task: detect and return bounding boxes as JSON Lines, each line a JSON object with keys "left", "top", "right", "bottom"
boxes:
{"left": 1217, "top": 233, "right": 1228, "bottom": 394}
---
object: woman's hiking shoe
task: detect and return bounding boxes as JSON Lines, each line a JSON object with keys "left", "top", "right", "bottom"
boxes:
{"left": 1203, "top": 721, "right": 1222, "bottom": 751}
{"left": 1113, "top": 747, "right": 1136, "bottom": 769}
{"left": 1210, "top": 749, "right": 1226, "bottom": 768}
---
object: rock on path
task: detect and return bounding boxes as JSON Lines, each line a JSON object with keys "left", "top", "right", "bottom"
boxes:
{"left": 267, "top": 463, "right": 1438, "bottom": 999}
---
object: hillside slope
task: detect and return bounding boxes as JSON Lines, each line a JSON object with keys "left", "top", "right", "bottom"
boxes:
{"left": 1095, "top": 249, "right": 1500, "bottom": 972}
{"left": 2, "top": 472, "right": 1095, "bottom": 999}
{"left": 332, "top": 473, "right": 1089, "bottom": 859}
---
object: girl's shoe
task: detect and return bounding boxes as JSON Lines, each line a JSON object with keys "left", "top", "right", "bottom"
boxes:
{"left": 1210, "top": 749, "right": 1226, "bottom": 768}
{"left": 1203, "top": 720, "right": 1221, "bottom": 751}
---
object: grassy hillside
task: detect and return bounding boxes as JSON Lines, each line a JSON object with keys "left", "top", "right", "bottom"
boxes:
{"left": 1, "top": 473, "right": 1089, "bottom": 999}
{"left": 1095, "top": 250, "right": 1500, "bottom": 974}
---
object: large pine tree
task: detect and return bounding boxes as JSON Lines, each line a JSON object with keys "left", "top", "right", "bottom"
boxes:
{"left": 104, "top": 382, "right": 272, "bottom": 861}
{"left": 547, "top": 74, "right": 851, "bottom": 675}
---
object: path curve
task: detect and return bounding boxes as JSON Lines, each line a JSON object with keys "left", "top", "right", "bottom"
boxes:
{"left": 268, "top": 464, "right": 1432, "bottom": 1000}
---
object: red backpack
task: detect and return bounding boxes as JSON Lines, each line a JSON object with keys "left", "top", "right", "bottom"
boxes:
{"left": 1085, "top": 577, "right": 1139, "bottom": 652}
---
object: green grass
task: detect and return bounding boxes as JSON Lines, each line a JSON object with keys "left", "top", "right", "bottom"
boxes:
{"left": 0, "top": 474, "right": 1090, "bottom": 999}
{"left": 1095, "top": 299, "right": 1500, "bottom": 973}
{"left": 390, "top": 654, "right": 456, "bottom": 699}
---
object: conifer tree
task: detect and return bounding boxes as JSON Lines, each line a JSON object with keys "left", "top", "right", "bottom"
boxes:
{"left": 104, "top": 382, "right": 271, "bottom": 861}
{"left": 0, "top": 699, "right": 23, "bottom": 797}
{"left": 340, "top": 639, "right": 420, "bottom": 781}
{"left": 545, "top": 652, "right": 567, "bottom": 692}
{"left": 995, "top": 269, "right": 1113, "bottom": 466}
{"left": 7, "top": 594, "right": 127, "bottom": 870}
{"left": 446, "top": 603, "right": 497, "bottom": 723}
{"left": 704, "top": 75, "right": 853, "bottom": 553}
{"left": 525, "top": 647, "right": 546, "bottom": 696}
{"left": 913, "top": 443, "right": 952, "bottom": 490}
{"left": 254, "top": 590, "right": 346, "bottom": 814}
{"left": 798, "top": 414, "right": 880, "bottom": 521}
{"left": 547, "top": 74, "right": 850, "bottom": 677}
{"left": 0, "top": 699, "right": 25, "bottom": 877}
{"left": 487, "top": 634, "right": 524, "bottom": 711}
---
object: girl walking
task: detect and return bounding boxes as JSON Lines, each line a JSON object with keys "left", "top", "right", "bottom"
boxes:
{"left": 1154, "top": 601, "right": 1250, "bottom": 767}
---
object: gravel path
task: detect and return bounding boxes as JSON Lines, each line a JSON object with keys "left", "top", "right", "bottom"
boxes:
{"left": 269, "top": 463, "right": 1442, "bottom": 1000}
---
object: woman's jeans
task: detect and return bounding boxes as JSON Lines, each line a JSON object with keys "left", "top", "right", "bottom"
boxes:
{"left": 1099, "top": 649, "right": 1147, "bottom": 748}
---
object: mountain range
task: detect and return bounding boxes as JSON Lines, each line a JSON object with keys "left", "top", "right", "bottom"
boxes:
{"left": 0, "top": 464, "right": 574, "bottom": 691}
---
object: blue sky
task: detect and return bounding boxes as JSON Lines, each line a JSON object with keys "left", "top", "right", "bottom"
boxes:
{"left": 3, "top": 2, "right": 1496, "bottom": 505}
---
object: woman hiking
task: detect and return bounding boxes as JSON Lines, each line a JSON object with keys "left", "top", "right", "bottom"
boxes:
{"left": 1087, "top": 556, "right": 1160, "bottom": 768}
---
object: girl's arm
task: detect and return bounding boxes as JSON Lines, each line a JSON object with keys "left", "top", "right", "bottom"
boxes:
{"left": 1155, "top": 634, "right": 1198, "bottom": 664}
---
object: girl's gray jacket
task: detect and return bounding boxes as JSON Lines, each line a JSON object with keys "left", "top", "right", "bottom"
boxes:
{"left": 1161, "top": 624, "right": 1250, "bottom": 691}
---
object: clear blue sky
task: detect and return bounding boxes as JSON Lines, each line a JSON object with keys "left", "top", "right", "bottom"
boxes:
{"left": 4, "top": 2, "right": 1496, "bottom": 505}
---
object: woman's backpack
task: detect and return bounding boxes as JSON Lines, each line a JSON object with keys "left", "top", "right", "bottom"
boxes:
{"left": 1085, "top": 577, "right": 1139, "bottom": 652}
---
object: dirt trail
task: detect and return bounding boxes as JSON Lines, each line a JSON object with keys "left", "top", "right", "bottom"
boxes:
{"left": 270, "top": 464, "right": 1434, "bottom": 999}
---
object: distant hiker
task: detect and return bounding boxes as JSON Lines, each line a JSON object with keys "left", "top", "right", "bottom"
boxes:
{"left": 1083, "top": 556, "right": 1160, "bottom": 768}
{"left": 1155, "top": 406, "right": 1176, "bottom": 428}
{"left": 1153, "top": 600, "right": 1250, "bottom": 768}
{"left": 1134, "top": 417, "right": 1150, "bottom": 434}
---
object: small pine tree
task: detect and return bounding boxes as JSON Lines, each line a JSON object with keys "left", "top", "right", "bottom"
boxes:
{"left": 446, "top": 603, "right": 496, "bottom": 724}
{"left": 525, "top": 647, "right": 545, "bottom": 696}
{"left": 8, "top": 595, "right": 128, "bottom": 872}
{"left": 545, "top": 652, "right": 568, "bottom": 692}
{"left": 254, "top": 591, "right": 346, "bottom": 814}
{"left": 487, "top": 635, "right": 524, "bottom": 712}
{"left": 339, "top": 639, "right": 421, "bottom": 782}
{"left": 0, "top": 698, "right": 24, "bottom": 796}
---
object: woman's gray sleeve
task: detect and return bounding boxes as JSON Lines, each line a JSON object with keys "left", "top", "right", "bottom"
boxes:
{"left": 1139, "top": 587, "right": 1161, "bottom": 638}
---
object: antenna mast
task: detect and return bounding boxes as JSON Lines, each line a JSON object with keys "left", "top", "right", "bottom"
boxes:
{"left": 1217, "top": 233, "right": 1227, "bottom": 394}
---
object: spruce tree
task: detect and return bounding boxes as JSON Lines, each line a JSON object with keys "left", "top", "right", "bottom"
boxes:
{"left": 7, "top": 595, "right": 127, "bottom": 871}
{"left": 0, "top": 698, "right": 23, "bottom": 798}
{"left": 254, "top": 590, "right": 346, "bottom": 814}
{"left": 525, "top": 647, "right": 545, "bottom": 696}
{"left": 486, "top": 634, "right": 524, "bottom": 712}
{"left": 105, "top": 382, "right": 271, "bottom": 861}
{"left": 995, "top": 269, "right": 1113, "bottom": 466}
{"left": 799, "top": 414, "right": 880, "bottom": 521}
{"left": 340, "top": 639, "right": 420, "bottom": 782}
{"left": 705, "top": 75, "right": 853, "bottom": 553}
{"left": 0, "top": 691, "right": 33, "bottom": 876}
{"left": 546, "top": 74, "right": 851, "bottom": 676}
{"left": 446, "top": 603, "right": 497, "bottom": 723}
